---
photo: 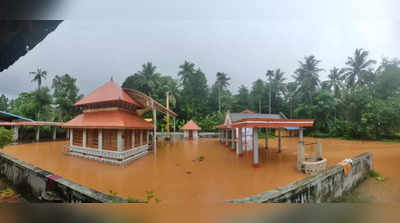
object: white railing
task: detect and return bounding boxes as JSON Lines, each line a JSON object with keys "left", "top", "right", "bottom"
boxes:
{"left": 64, "top": 144, "right": 149, "bottom": 160}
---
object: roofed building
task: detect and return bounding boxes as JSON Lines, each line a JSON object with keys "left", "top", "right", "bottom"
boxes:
{"left": 181, "top": 120, "right": 201, "bottom": 140}
{"left": 62, "top": 80, "right": 176, "bottom": 165}
{"left": 216, "top": 109, "right": 314, "bottom": 168}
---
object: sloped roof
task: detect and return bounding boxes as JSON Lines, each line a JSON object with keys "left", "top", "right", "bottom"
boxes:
{"left": 181, "top": 120, "right": 201, "bottom": 130}
{"left": 123, "top": 88, "right": 177, "bottom": 117}
{"left": 62, "top": 110, "right": 153, "bottom": 129}
{"left": 74, "top": 80, "right": 143, "bottom": 108}
{"left": 0, "top": 110, "right": 34, "bottom": 122}
{"left": 230, "top": 113, "right": 282, "bottom": 121}
{"left": 241, "top": 109, "right": 254, "bottom": 114}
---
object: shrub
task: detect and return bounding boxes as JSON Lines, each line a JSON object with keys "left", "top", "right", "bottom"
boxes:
{"left": 0, "top": 127, "right": 13, "bottom": 149}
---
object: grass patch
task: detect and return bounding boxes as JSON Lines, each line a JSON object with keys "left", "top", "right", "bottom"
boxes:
{"left": 369, "top": 170, "right": 385, "bottom": 182}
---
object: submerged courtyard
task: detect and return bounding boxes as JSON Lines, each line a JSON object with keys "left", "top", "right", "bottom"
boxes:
{"left": 2, "top": 137, "right": 400, "bottom": 203}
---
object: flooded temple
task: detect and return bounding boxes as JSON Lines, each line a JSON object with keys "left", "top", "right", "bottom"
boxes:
{"left": 62, "top": 80, "right": 176, "bottom": 165}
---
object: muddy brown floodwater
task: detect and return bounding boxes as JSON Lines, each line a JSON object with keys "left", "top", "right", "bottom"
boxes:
{"left": 3, "top": 137, "right": 400, "bottom": 204}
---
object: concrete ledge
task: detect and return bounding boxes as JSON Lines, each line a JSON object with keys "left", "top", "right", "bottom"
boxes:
{"left": 227, "top": 152, "right": 373, "bottom": 203}
{"left": 0, "top": 152, "right": 145, "bottom": 203}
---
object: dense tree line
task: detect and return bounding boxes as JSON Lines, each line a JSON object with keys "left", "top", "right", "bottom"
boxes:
{"left": 121, "top": 49, "right": 400, "bottom": 139}
{"left": 2, "top": 48, "right": 400, "bottom": 140}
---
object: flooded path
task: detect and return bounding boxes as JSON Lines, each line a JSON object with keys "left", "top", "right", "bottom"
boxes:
{"left": 2, "top": 137, "right": 400, "bottom": 204}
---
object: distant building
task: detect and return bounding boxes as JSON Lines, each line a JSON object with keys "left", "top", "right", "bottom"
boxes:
{"left": 181, "top": 120, "right": 201, "bottom": 140}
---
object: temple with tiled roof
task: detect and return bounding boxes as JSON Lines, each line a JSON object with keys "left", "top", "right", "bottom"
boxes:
{"left": 63, "top": 80, "right": 176, "bottom": 165}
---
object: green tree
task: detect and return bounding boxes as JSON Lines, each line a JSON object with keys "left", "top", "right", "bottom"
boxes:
{"left": 344, "top": 48, "right": 376, "bottom": 89}
{"left": 33, "top": 87, "right": 53, "bottom": 120}
{"left": 0, "top": 94, "right": 8, "bottom": 111}
{"left": 323, "top": 67, "right": 345, "bottom": 98}
{"left": 374, "top": 58, "right": 400, "bottom": 99}
{"left": 209, "top": 72, "right": 232, "bottom": 113}
{"left": 122, "top": 62, "right": 161, "bottom": 97}
{"left": 177, "top": 61, "right": 209, "bottom": 120}
{"left": 30, "top": 68, "right": 48, "bottom": 90}
{"left": 266, "top": 69, "right": 286, "bottom": 114}
{"left": 294, "top": 55, "right": 323, "bottom": 105}
{"left": 215, "top": 72, "right": 231, "bottom": 112}
{"left": 232, "top": 85, "right": 250, "bottom": 112}
{"left": 52, "top": 74, "right": 83, "bottom": 121}
{"left": 0, "top": 127, "right": 13, "bottom": 149}
{"left": 250, "top": 79, "right": 265, "bottom": 113}
{"left": 285, "top": 82, "right": 298, "bottom": 118}
{"left": 295, "top": 90, "right": 335, "bottom": 133}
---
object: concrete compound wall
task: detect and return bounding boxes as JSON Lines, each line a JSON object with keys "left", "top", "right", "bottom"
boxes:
{"left": 227, "top": 152, "right": 373, "bottom": 203}
{"left": 0, "top": 152, "right": 143, "bottom": 203}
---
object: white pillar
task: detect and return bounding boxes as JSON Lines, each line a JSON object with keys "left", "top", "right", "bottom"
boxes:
{"left": 35, "top": 126, "right": 40, "bottom": 142}
{"left": 316, "top": 139, "right": 322, "bottom": 160}
{"left": 98, "top": 129, "right": 102, "bottom": 150}
{"left": 231, "top": 128, "right": 235, "bottom": 149}
{"left": 82, "top": 129, "right": 87, "bottom": 148}
{"left": 132, "top": 130, "right": 135, "bottom": 148}
{"left": 237, "top": 128, "right": 242, "bottom": 155}
{"left": 153, "top": 108, "right": 157, "bottom": 152}
{"left": 147, "top": 130, "right": 150, "bottom": 145}
{"left": 265, "top": 128, "right": 268, "bottom": 149}
{"left": 225, "top": 130, "right": 228, "bottom": 145}
{"left": 66, "top": 129, "right": 70, "bottom": 139}
{"left": 244, "top": 128, "right": 247, "bottom": 151}
{"left": 253, "top": 127, "right": 259, "bottom": 167}
{"left": 278, "top": 128, "right": 282, "bottom": 152}
{"left": 70, "top": 129, "right": 73, "bottom": 145}
{"left": 173, "top": 118, "right": 176, "bottom": 139}
{"left": 13, "top": 126, "right": 19, "bottom": 142}
{"left": 52, "top": 126, "right": 57, "bottom": 141}
{"left": 140, "top": 130, "right": 143, "bottom": 146}
{"left": 297, "top": 142, "right": 304, "bottom": 171}
{"left": 117, "top": 130, "right": 123, "bottom": 151}
{"left": 299, "top": 127, "right": 304, "bottom": 143}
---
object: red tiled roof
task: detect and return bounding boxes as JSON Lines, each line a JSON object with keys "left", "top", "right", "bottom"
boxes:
{"left": 241, "top": 109, "right": 254, "bottom": 114}
{"left": 181, "top": 120, "right": 201, "bottom": 130}
{"left": 74, "top": 80, "right": 143, "bottom": 108}
{"left": 62, "top": 110, "right": 153, "bottom": 129}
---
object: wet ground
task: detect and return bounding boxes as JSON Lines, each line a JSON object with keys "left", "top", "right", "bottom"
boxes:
{"left": 1, "top": 137, "right": 400, "bottom": 204}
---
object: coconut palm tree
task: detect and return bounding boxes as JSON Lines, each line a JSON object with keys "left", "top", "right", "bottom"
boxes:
{"left": 30, "top": 68, "right": 48, "bottom": 90}
{"left": 215, "top": 72, "right": 230, "bottom": 112}
{"left": 135, "top": 62, "right": 161, "bottom": 96}
{"left": 344, "top": 48, "right": 376, "bottom": 89}
{"left": 324, "top": 67, "right": 345, "bottom": 98}
{"left": 294, "top": 55, "right": 323, "bottom": 105}
{"left": 266, "top": 70, "right": 274, "bottom": 114}
{"left": 266, "top": 69, "right": 286, "bottom": 114}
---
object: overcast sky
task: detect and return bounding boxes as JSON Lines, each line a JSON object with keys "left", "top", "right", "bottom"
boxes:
{"left": 1, "top": 0, "right": 400, "bottom": 98}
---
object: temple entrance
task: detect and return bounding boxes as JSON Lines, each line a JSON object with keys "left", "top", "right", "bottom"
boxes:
{"left": 189, "top": 130, "right": 193, "bottom": 140}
